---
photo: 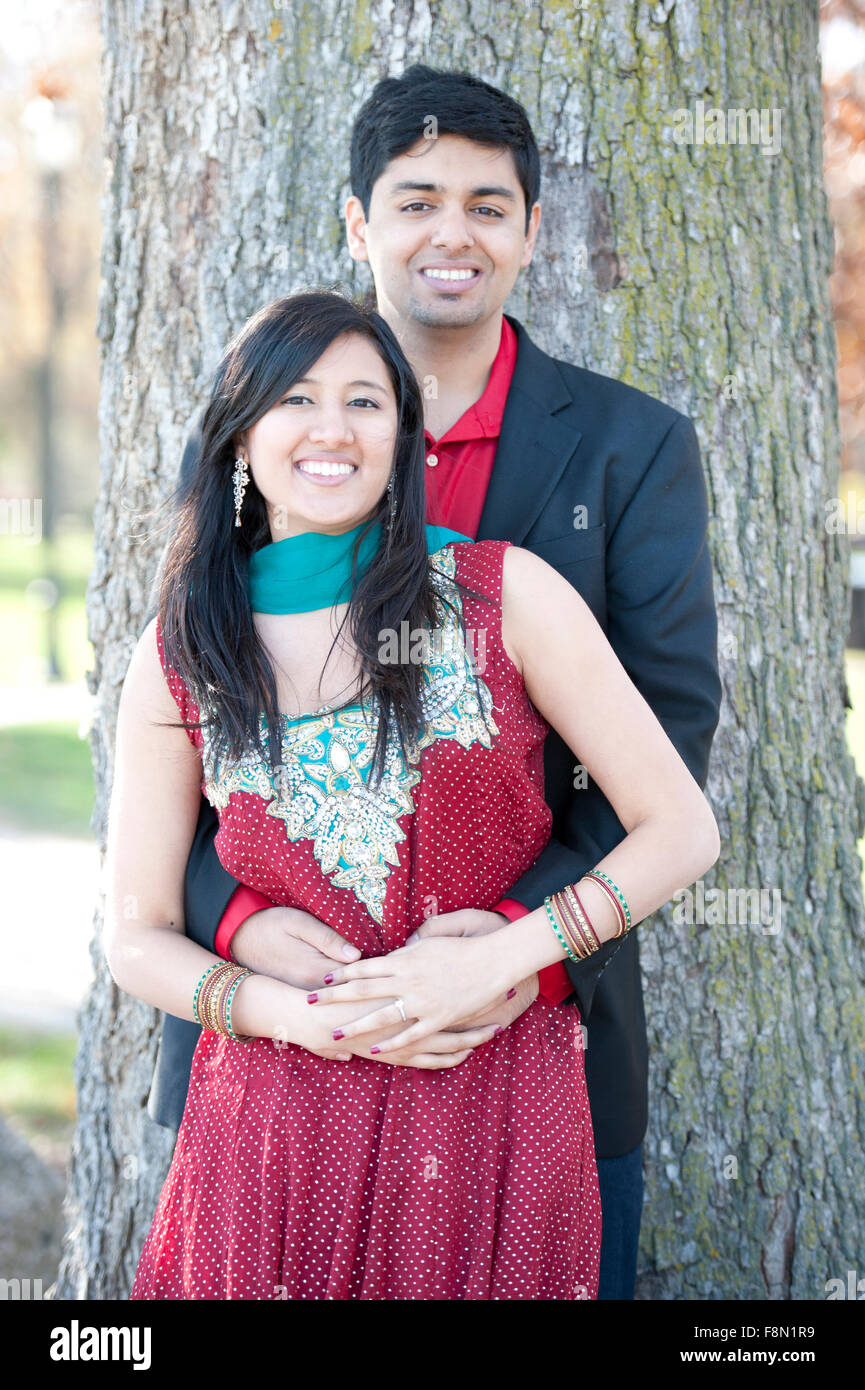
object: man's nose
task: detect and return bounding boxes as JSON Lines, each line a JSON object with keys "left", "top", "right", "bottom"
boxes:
{"left": 430, "top": 206, "right": 475, "bottom": 252}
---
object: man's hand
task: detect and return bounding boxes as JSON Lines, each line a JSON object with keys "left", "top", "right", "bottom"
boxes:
{"left": 230, "top": 905, "right": 361, "bottom": 988}
{"left": 448, "top": 970, "right": 539, "bottom": 1032}
{"left": 406, "top": 907, "right": 511, "bottom": 944}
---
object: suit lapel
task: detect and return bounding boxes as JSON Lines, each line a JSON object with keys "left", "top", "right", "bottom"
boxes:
{"left": 476, "top": 314, "right": 584, "bottom": 544}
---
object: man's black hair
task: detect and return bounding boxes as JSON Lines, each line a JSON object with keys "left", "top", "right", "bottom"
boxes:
{"left": 350, "top": 64, "right": 540, "bottom": 233}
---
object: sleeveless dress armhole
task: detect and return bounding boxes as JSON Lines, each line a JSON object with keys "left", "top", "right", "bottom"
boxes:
{"left": 153, "top": 612, "right": 204, "bottom": 755}
{"left": 447, "top": 538, "right": 549, "bottom": 737}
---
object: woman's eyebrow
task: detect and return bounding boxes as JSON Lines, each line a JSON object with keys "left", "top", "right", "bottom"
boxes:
{"left": 292, "top": 376, "right": 390, "bottom": 392}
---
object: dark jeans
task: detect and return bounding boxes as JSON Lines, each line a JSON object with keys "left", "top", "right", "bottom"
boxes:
{"left": 596, "top": 1142, "right": 644, "bottom": 1300}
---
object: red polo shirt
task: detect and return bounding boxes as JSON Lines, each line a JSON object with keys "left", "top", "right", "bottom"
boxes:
{"left": 215, "top": 315, "right": 572, "bottom": 1005}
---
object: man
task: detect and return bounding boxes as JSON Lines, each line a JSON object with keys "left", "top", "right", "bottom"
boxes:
{"left": 145, "top": 64, "right": 721, "bottom": 1299}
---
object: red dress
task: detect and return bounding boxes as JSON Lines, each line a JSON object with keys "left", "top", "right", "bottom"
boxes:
{"left": 131, "top": 539, "right": 601, "bottom": 1300}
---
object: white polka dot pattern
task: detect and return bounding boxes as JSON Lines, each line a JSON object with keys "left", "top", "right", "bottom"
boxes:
{"left": 131, "top": 539, "right": 601, "bottom": 1300}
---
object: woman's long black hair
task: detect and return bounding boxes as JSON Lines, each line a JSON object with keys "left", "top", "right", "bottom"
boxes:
{"left": 158, "top": 289, "right": 497, "bottom": 786}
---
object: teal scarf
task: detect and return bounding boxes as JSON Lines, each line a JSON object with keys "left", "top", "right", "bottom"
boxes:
{"left": 248, "top": 520, "right": 472, "bottom": 613}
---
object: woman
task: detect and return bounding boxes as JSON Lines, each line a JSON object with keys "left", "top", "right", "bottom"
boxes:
{"left": 106, "top": 290, "right": 719, "bottom": 1300}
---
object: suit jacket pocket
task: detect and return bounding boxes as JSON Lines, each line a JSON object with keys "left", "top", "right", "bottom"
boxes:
{"left": 528, "top": 522, "right": 607, "bottom": 568}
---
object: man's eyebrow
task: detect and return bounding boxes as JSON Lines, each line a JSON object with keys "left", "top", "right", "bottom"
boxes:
{"left": 388, "top": 180, "right": 517, "bottom": 201}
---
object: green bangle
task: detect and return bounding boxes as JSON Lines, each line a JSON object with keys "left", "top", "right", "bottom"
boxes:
{"left": 586, "top": 869, "right": 631, "bottom": 929}
{"left": 192, "top": 961, "right": 222, "bottom": 1026}
{"left": 222, "top": 969, "right": 253, "bottom": 1042}
{"left": 544, "top": 896, "right": 581, "bottom": 964}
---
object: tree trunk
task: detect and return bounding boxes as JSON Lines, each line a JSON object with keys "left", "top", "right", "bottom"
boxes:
{"left": 60, "top": 0, "right": 865, "bottom": 1299}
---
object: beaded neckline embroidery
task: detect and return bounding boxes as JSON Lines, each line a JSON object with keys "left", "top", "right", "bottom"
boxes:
{"left": 200, "top": 545, "right": 498, "bottom": 922}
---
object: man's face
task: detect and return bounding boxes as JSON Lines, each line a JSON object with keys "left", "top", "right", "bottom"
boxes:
{"left": 345, "top": 134, "right": 541, "bottom": 331}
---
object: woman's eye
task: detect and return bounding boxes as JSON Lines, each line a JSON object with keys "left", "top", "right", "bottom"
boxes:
{"left": 280, "top": 394, "right": 378, "bottom": 408}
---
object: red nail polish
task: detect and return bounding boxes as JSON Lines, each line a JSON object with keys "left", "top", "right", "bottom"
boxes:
{"left": 323, "top": 973, "right": 334, "bottom": 985}
{"left": 306, "top": 992, "right": 318, "bottom": 1004}
{"left": 332, "top": 1029, "right": 344, "bottom": 1040}
{"left": 493, "top": 1025, "right": 503, "bottom": 1034}
{"left": 370, "top": 1045, "right": 380, "bottom": 1054}
{"left": 506, "top": 987, "right": 516, "bottom": 999}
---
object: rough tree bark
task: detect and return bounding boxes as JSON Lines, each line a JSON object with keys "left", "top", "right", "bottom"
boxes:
{"left": 59, "top": 0, "right": 865, "bottom": 1299}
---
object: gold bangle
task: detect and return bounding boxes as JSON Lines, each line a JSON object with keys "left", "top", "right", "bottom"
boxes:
{"left": 210, "top": 966, "right": 255, "bottom": 1041}
{"left": 554, "top": 890, "right": 593, "bottom": 959}
{"left": 197, "top": 961, "right": 237, "bottom": 1031}
{"left": 544, "top": 896, "right": 582, "bottom": 963}
{"left": 193, "top": 961, "right": 233, "bottom": 1026}
{"left": 564, "top": 884, "right": 601, "bottom": 951}
{"left": 556, "top": 884, "right": 595, "bottom": 961}
{"left": 550, "top": 891, "right": 592, "bottom": 960}
{"left": 194, "top": 961, "right": 250, "bottom": 1037}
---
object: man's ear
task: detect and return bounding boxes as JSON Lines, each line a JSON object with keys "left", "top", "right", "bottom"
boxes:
{"left": 344, "top": 194, "right": 370, "bottom": 263}
{"left": 521, "top": 201, "right": 542, "bottom": 268}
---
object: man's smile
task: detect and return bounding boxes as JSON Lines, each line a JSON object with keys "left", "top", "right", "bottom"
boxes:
{"left": 418, "top": 262, "right": 484, "bottom": 292}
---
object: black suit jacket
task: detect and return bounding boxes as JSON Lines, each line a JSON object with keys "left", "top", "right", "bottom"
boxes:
{"left": 145, "top": 312, "right": 721, "bottom": 1157}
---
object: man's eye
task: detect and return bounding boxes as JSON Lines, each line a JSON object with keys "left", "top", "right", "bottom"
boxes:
{"left": 401, "top": 201, "right": 502, "bottom": 217}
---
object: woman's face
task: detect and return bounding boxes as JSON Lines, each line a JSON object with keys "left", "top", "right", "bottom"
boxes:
{"left": 238, "top": 332, "right": 399, "bottom": 541}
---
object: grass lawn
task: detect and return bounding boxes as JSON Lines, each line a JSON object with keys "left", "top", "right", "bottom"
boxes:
{"left": 0, "top": 525, "right": 96, "bottom": 835}
{"left": 0, "top": 526, "right": 94, "bottom": 686}
{"left": 0, "top": 721, "right": 94, "bottom": 837}
{"left": 0, "top": 1027, "right": 77, "bottom": 1178}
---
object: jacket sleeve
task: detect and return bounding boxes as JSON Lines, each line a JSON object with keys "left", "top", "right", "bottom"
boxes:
{"left": 183, "top": 798, "right": 241, "bottom": 953}
{"left": 506, "top": 412, "right": 722, "bottom": 1013}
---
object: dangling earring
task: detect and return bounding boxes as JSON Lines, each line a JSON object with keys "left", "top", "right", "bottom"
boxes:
{"left": 233, "top": 455, "right": 249, "bottom": 527}
{"left": 386, "top": 466, "right": 397, "bottom": 527}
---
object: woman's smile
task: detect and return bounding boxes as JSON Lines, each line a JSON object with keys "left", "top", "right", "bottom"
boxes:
{"left": 294, "top": 454, "right": 359, "bottom": 486}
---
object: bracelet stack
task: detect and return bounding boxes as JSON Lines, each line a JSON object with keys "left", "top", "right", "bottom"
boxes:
{"left": 193, "top": 960, "right": 255, "bottom": 1042}
{"left": 543, "top": 869, "right": 632, "bottom": 963}
{"left": 583, "top": 869, "right": 630, "bottom": 936}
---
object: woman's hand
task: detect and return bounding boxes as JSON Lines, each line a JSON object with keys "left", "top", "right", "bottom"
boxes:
{"left": 295, "top": 996, "right": 502, "bottom": 1069}
{"left": 306, "top": 929, "right": 515, "bottom": 1055}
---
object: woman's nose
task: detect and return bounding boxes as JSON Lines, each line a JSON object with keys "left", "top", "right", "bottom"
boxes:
{"left": 306, "top": 410, "right": 355, "bottom": 444}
